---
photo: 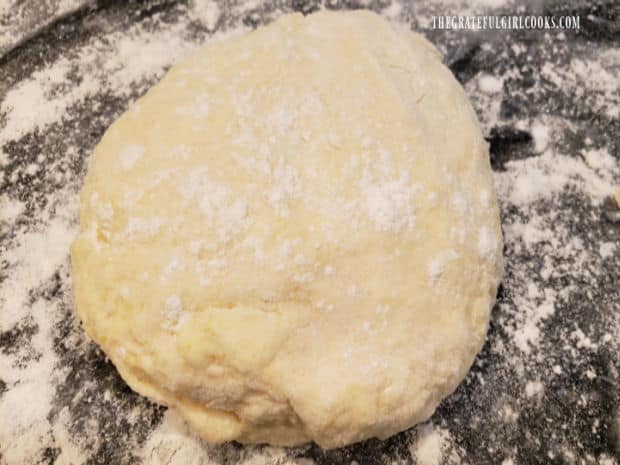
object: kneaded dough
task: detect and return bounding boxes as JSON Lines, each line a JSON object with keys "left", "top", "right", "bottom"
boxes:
{"left": 71, "top": 10, "right": 503, "bottom": 448}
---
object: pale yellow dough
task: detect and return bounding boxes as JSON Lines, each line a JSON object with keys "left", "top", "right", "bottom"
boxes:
{"left": 71, "top": 10, "right": 503, "bottom": 448}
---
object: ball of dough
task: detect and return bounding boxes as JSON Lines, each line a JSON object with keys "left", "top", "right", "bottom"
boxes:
{"left": 71, "top": 10, "right": 503, "bottom": 449}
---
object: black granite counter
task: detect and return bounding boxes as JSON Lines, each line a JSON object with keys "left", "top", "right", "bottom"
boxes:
{"left": 1, "top": 1, "right": 619, "bottom": 464}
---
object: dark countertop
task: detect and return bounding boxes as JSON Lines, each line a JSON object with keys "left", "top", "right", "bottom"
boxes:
{"left": 1, "top": 1, "right": 619, "bottom": 464}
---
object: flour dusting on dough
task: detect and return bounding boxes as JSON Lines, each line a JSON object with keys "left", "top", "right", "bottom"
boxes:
{"left": 1, "top": 0, "right": 619, "bottom": 462}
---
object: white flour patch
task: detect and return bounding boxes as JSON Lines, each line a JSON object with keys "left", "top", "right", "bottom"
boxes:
{"left": 0, "top": 196, "right": 78, "bottom": 331}
{"left": 0, "top": 208, "right": 76, "bottom": 463}
{"left": 1, "top": 195, "right": 25, "bottom": 222}
{"left": 119, "top": 144, "right": 145, "bottom": 170}
{"left": 139, "top": 410, "right": 211, "bottom": 465}
{"left": 361, "top": 174, "right": 418, "bottom": 233}
{"left": 0, "top": 2, "right": 248, "bottom": 145}
{"left": 189, "top": 0, "right": 221, "bottom": 31}
{"left": 410, "top": 422, "right": 449, "bottom": 465}
{"left": 0, "top": 0, "right": 86, "bottom": 55}
{"left": 494, "top": 146, "right": 618, "bottom": 207}
{"left": 0, "top": 2, "right": 249, "bottom": 463}
{"left": 478, "top": 73, "right": 503, "bottom": 94}
{"left": 1, "top": 0, "right": 619, "bottom": 463}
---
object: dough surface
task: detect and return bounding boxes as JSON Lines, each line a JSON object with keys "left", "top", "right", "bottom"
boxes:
{"left": 71, "top": 10, "right": 503, "bottom": 448}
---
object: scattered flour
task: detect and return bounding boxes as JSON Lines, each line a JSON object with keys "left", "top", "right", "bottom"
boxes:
{"left": 140, "top": 410, "right": 211, "bottom": 465}
{"left": 1, "top": 0, "right": 619, "bottom": 463}
{"left": 1, "top": 195, "right": 25, "bottom": 222}
{"left": 1, "top": 198, "right": 77, "bottom": 331}
{"left": 477, "top": 226, "right": 497, "bottom": 260}
{"left": 0, "top": 2, "right": 248, "bottom": 463}
{"left": 119, "top": 144, "right": 145, "bottom": 171}
{"left": 478, "top": 73, "right": 503, "bottom": 94}
{"left": 0, "top": 2, "right": 247, "bottom": 146}
{"left": 361, "top": 174, "right": 418, "bottom": 233}
{"left": 0, "top": 0, "right": 87, "bottom": 56}
{"left": 410, "top": 423, "right": 448, "bottom": 465}
{"left": 511, "top": 294, "right": 555, "bottom": 354}
{"left": 189, "top": 0, "right": 221, "bottom": 31}
{"left": 525, "top": 380, "right": 544, "bottom": 398}
{"left": 530, "top": 119, "right": 549, "bottom": 153}
{"left": 381, "top": 2, "right": 403, "bottom": 20}
{"left": 494, "top": 144, "right": 618, "bottom": 206}
{"left": 0, "top": 206, "right": 77, "bottom": 463}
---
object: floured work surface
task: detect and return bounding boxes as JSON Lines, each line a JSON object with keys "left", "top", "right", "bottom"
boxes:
{"left": 1, "top": 0, "right": 619, "bottom": 464}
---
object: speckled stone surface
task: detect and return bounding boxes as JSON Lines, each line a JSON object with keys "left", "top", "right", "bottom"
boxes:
{"left": 1, "top": 1, "right": 619, "bottom": 464}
